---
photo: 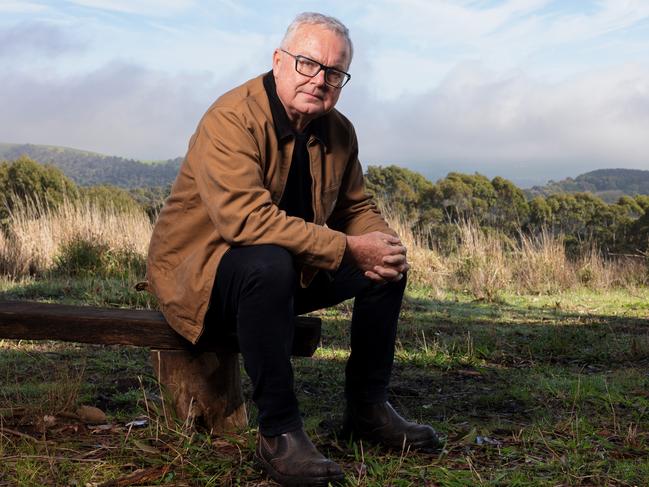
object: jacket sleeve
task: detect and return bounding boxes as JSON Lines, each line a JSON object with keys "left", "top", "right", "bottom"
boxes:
{"left": 187, "top": 106, "right": 347, "bottom": 271}
{"left": 326, "top": 126, "right": 397, "bottom": 238}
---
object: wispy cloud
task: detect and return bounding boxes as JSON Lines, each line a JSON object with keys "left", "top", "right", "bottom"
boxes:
{"left": 0, "top": 1, "right": 48, "bottom": 13}
{"left": 356, "top": 0, "right": 649, "bottom": 97}
{"left": 0, "top": 0, "right": 647, "bottom": 184}
{"left": 359, "top": 0, "right": 649, "bottom": 51}
{"left": 0, "top": 21, "right": 83, "bottom": 58}
{"left": 0, "top": 62, "right": 234, "bottom": 160}
{"left": 341, "top": 61, "right": 649, "bottom": 185}
{"left": 65, "top": 0, "right": 196, "bottom": 16}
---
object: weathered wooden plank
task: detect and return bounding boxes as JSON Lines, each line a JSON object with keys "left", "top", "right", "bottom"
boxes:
{"left": 0, "top": 300, "right": 321, "bottom": 357}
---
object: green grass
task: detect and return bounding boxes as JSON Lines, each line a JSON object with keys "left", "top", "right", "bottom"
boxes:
{"left": 1, "top": 280, "right": 648, "bottom": 486}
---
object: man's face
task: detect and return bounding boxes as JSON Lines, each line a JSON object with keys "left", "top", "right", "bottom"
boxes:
{"left": 273, "top": 24, "right": 350, "bottom": 127}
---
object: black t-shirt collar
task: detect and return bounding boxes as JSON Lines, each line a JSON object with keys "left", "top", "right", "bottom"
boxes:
{"left": 262, "top": 71, "right": 329, "bottom": 148}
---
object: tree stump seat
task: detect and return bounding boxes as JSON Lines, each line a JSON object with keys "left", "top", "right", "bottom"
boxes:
{"left": 0, "top": 300, "right": 321, "bottom": 432}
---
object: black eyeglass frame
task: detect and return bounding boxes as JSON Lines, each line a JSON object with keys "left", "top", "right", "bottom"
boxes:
{"left": 279, "top": 49, "right": 351, "bottom": 88}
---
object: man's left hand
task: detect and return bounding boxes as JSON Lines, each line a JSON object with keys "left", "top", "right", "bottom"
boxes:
{"left": 365, "top": 250, "right": 410, "bottom": 283}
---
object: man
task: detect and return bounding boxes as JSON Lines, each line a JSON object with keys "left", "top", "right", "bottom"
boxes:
{"left": 147, "top": 12, "right": 442, "bottom": 486}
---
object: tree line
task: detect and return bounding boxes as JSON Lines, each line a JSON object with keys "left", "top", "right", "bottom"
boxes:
{"left": 2, "top": 156, "right": 648, "bottom": 256}
{"left": 527, "top": 168, "right": 649, "bottom": 202}
{"left": 365, "top": 166, "right": 649, "bottom": 256}
{"left": 0, "top": 144, "right": 181, "bottom": 188}
{"left": 0, "top": 156, "right": 167, "bottom": 226}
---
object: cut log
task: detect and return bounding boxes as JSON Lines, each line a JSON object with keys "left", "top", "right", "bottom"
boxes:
{"left": 0, "top": 300, "right": 321, "bottom": 357}
{"left": 150, "top": 349, "right": 247, "bottom": 432}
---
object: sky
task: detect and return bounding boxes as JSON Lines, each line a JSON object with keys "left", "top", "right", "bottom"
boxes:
{"left": 1, "top": 0, "right": 648, "bottom": 186}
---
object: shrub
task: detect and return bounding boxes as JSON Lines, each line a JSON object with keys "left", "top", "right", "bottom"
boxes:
{"left": 80, "top": 185, "right": 142, "bottom": 214}
{"left": 0, "top": 156, "right": 79, "bottom": 225}
{"left": 1, "top": 198, "right": 151, "bottom": 278}
{"left": 53, "top": 235, "right": 146, "bottom": 278}
{"left": 53, "top": 236, "right": 108, "bottom": 277}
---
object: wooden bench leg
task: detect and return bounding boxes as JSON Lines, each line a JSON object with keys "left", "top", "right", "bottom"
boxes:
{"left": 150, "top": 349, "right": 247, "bottom": 433}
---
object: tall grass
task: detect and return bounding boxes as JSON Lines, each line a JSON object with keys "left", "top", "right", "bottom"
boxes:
{"left": 384, "top": 215, "right": 449, "bottom": 291}
{"left": 0, "top": 198, "right": 151, "bottom": 279}
{"left": 383, "top": 213, "right": 647, "bottom": 298}
{"left": 452, "top": 221, "right": 511, "bottom": 300}
{"left": 0, "top": 198, "right": 645, "bottom": 297}
{"left": 514, "top": 229, "right": 575, "bottom": 294}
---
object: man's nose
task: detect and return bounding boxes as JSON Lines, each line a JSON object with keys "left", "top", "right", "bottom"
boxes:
{"left": 311, "top": 69, "right": 327, "bottom": 87}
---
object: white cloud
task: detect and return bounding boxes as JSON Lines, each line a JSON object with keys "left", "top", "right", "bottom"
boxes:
{"left": 65, "top": 0, "right": 196, "bottom": 16}
{"left": 0, "top": 21, "right": 83, "bottom": 59}
{"left": 1, "top": 1, "right": 648, "bottom": 186}
{"left": 340, "top": 62, "right": 649, "bottom": 185}
{"left": 358, "top": 0, "right": 649, "bottom": 51}
{"left": 2, "top": 57, "right": 647, "bottom": 187}
{"left": 0, "top": 1, "right": 48, "bottom": 13}
{"left": 354, "top": 0, "right": 649, "bottom": 97}
{"left": 0, "top": 62, "right": 235, "bottom": 160}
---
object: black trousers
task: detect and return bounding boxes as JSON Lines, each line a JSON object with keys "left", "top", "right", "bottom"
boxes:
{"left": 207, "top": 244, "right": 406, "bottom": 436}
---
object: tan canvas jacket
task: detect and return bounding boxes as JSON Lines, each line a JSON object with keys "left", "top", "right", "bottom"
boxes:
{"left": 146, "top": 73, "right": 393, "bottom": 344}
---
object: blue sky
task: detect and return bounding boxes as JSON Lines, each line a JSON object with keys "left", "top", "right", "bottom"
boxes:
{"left": 1, "top": 0, "right": 648, "bottom": 186}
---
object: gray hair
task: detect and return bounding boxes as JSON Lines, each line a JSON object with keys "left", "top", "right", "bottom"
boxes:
{"left": 280, "top": 12, "right": 354, "bottom": 64}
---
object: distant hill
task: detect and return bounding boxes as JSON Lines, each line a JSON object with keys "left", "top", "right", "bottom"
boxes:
{"left": 525, "top": 168, "right": 649, "bottom": 202}
{"left": 0, "top": 143, "right": 181, "bottom": 188}
{"left": 3, "top": 144, "right": 647, "bottom": 201}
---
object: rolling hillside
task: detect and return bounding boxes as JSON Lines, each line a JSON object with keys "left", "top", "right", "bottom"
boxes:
{"left": 526, "top": 168, "right": 649, "bottom": 202}
{"left": 2, "top": 144, "right": 648, "bottom": 200}
{"left": 0, "top": 143, "right": 181, "bottom": 188}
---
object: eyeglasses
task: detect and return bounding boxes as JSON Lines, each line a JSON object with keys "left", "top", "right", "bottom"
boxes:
{"left": 280, "top": 49, "right": 351, "bottom": 88}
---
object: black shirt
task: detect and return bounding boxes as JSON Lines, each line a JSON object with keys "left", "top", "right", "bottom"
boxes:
{"left": 263, "top": 71, "right": 328, "bottom": 223}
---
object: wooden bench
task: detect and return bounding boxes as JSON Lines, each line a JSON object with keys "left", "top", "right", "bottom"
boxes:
{"left": 0, "top": 300, "right": 321, "bottom": 432}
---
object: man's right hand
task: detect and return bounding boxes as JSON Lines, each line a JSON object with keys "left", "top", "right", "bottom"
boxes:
{"left": 345, "top": 232, "right": 409, "bottom": 283}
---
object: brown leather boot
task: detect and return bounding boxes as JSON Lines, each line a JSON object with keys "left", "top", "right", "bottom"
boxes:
{"left": 342, "top": 401, "right": 444, "bottom": 452}
{"left": 256, "top": 428, "right": 345, "bottom": 486}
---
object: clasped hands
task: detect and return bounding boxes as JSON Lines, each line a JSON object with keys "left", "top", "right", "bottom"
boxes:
{"left": 345, "top": 231, "right": 409, "bottom": 283}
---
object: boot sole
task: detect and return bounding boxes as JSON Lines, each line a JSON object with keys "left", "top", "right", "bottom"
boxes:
{"left": 255, "top": 454, "right": 346, "bottom": 487}
{"left": 341, "top": 429, "right": 444, "bottom": 453}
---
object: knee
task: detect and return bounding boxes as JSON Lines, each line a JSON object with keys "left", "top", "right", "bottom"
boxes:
{"left": 399, "top": 270, "right": 408, "bottom": 289}
{"left": 238, "top": 245, "right": 296, "bottom": 294}
{"left": 383, "top": 270, "right": 408, "bottom": 291}
{"left": 386, "top": 272, "right": 407, "bottom": 300}
{"left": 376, "top": 269, "right": 408, "bottom": 297}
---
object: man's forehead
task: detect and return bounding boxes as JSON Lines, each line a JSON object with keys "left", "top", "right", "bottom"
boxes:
{"left": 287, "top": 25, "right": 349, "bottom": 66}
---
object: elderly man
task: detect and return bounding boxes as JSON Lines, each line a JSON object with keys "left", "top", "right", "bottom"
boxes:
{"left": 147, "top": 12, "right": 441, "bottom": 486}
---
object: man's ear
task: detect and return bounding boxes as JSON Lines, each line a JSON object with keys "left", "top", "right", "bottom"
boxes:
{"left": 272, "top": 49, "right": 281, "bottom": 75}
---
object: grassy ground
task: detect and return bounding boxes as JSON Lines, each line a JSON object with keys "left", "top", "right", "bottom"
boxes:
{"left": 1, "top": 278, "right": 648, "bottom": 486}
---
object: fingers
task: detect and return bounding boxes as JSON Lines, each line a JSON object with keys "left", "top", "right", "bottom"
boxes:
{"left": 385, "top": 244, "right": 407, "bottom": 256}
{"left": 384, "top": 234, "right": 402, "bottom": 245}
{"left": 374, "top": 232, "right": 403, "bottom": 246}
{"left": 372, "top": 265, "right": 404, "bottom": 281}
{"left": 382, "top": 254, "right": 406, "bottom": 265}
{"left": 364, "top": 270, "right": 386, "bottom": 283}
{"left": 382, "top": 255, "right": 410, "bottom": 273}
{"left": 353, "top": 233, "right": 407, "bottom": 281}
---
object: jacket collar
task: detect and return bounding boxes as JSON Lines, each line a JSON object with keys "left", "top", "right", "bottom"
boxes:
{"left": 263, "top": 71, "right": 329, "bottom": 148}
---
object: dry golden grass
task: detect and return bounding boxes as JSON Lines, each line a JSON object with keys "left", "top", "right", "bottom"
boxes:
{"left": 384, "top": 214, "right": 449, "bottom": 291}
{"left": 385, "top": 213, "right": 647, "bottom": 298}
{"left": 514, "top": 229, "right": 575, "bottom": 294}
{"left": 576, "top": 249, "right": 647, "bottom": 291}
{"left": 451, "top": 221, "right": 511, "bottom": 300}
{"left": 0, "top": 198, "right": 645, "bottom": 296}
{"left": 0, "top": 198, "right": 152, "bottom": 278}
